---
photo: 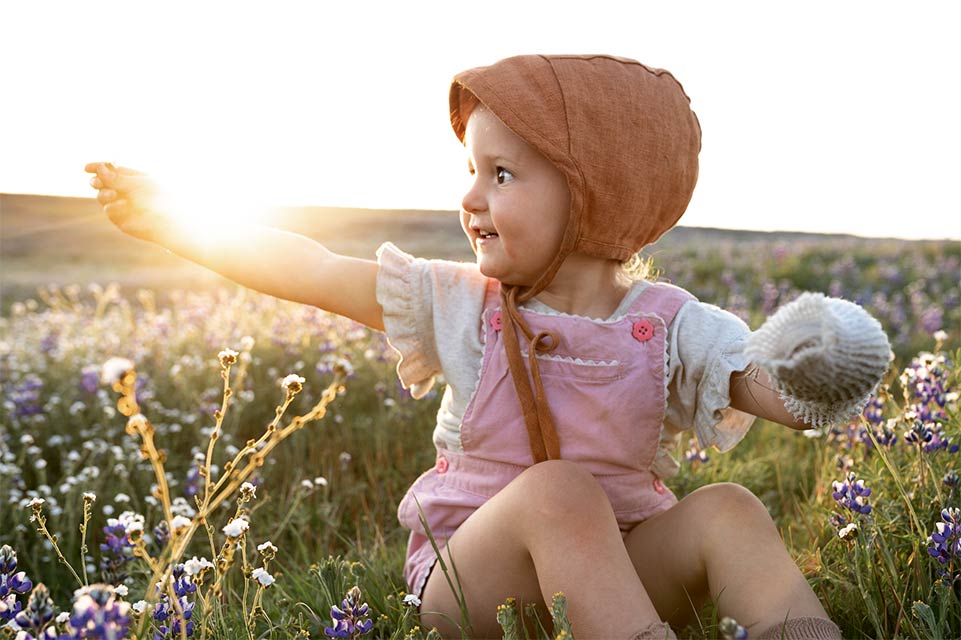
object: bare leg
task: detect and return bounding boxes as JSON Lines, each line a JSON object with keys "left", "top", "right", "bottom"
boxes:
{"left": 624, "top": 483, "right": 830, "bottom": 634}
{"left": 420, "top": 460, "right": 664, "bottom": 639}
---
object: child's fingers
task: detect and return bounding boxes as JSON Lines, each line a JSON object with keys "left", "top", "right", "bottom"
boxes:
{"left": 90, "top": 176, "right": 103, "bottom": 189}
{"left": 97, "top": 188, "right": 118, "bottom": 205}
{"left": 103, "top": 199, "right": 131, "bottom": 226}
{"left": 84, "top": 161, "right": 112, "bottom": 174}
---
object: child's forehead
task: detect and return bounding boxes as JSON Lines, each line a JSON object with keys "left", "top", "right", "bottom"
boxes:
{"left": 465, "top": 107, "right": 536, "bottom": 156}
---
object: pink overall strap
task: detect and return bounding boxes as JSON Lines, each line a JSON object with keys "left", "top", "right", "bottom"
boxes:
{"left": 627, "top": 282, "right": 696, "bottom": 325}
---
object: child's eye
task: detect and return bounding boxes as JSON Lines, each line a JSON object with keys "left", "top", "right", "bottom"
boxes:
{"left": 496, "top": 167, "right": 514, "bottom": 184}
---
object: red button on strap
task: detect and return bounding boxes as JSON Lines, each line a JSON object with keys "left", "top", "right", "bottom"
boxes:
{"left": 435, "top": 456, "right": 449, "bottom": 474}
{"left": 490, "top": 311, "right": 503, "bottom": 331}
{"left": 632, "top": 319, "right": 654, "bottom": 342}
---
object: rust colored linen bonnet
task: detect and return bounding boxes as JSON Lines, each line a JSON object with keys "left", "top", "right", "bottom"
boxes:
{"left": 449, "top": 54, "right": 701, "bottom": 463}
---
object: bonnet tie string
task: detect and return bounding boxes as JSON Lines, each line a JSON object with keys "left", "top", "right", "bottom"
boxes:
{"left": 501, "top": 286, "right": 562, "bottom": 462}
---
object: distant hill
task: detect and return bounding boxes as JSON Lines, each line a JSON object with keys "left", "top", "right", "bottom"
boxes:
{"left": 0, "top": 192, "right": 941, "bottom": 307}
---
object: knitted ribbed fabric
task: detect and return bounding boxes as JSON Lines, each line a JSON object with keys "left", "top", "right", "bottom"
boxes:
{"left": 754, "top": 616, "right": 843, "bottom": 640}
{"left": 628, "top": 621, "right": 677, "bottom": 640}
{"left": 744, "top": 293, "right": 892, "bottom": 427}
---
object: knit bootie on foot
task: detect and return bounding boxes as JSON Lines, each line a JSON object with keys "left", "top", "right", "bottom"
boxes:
{"left": 628, "top": 621, "right": 677, "bottom": 640}
{"left": 755, "top": 616, "right": 842, "bottom": 640}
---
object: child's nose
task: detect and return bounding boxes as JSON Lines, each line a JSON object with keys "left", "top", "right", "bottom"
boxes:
{"left": 461, "top": 180, "right": 487, "bottom": 215}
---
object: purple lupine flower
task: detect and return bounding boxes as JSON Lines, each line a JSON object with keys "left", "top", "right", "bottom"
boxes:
{"left": 183, "top": 453, "right": 204, "bottom": 499}
{"left": 324, "top": 586, "right": 373, "bottom": 638}
{"left": 904, "top": 421, "right": 935, "bottom": 448}
{"left": 13, "top": 583, "right": 57, "bottom": 638}
{"left": 900, "top": 353, "right": 952, "bottom": 425}
{"left": 832, "top": 472, "right": 873, "bottom": 516}
{"left": 79, "top": 365, "right": 100, "bottom": 394}
{"left": 0, "top": 544, "right": 33, "bottom": 622}
{"left": 873, "top": 423, "right": 898, "bottom": 449}
{"left": 171, "top": 564, "right": 197, "bottom": 598}
{"left": 152, "top": 520, "right": 170, "bottom": 554}
{"left": 718, "top": 616, "right": 749, "bottom": 640}
{"left": 926, "top": 507, "right": 961, "bottom": 585}
{"left": 684, "top": 439, "right": 709, "bottom": 465}
{"left": 10, "top": 375, "right": 44, "bottom": 419}
{"left": 99, "top": 519, "right": 135, "bottom": 585}
{"left": 68, "top": 584, "right": 131, "bottom": 639}
{"left": 862, "top": 395, "right": 885, "bottom": 426}
{"left": 920, "top": 306, "right": 943, "bottom": 334}
{"left": 943, "top": 471, "right": 959, "bottom": 490}
{"left": 152, "top": 593, "right": 195, "bottom": 639}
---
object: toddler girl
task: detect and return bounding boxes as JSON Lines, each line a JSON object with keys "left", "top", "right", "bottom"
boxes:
{"left": 87, "top": 54, "right": 890, "bottom": 640}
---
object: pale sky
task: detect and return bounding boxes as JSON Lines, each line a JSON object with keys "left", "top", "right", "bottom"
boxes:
{"left": 2, "top": 1, "right": 959, "bottom": 240}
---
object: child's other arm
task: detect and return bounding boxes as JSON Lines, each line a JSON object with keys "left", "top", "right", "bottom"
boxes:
{"left": 729, "top": 368, "right": 807, "bottom": 429}
{"left": 734, "top": 292, "right": 891, "bottom": 430}
{"left": 85, "top": 162, "right": 384, "bottom": 331}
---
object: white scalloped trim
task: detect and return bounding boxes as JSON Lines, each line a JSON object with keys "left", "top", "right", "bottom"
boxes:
{"left": 520, "top": 351, "right": 621, "bottom": 367}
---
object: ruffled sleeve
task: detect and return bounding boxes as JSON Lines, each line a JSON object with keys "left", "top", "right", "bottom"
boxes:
{"left": 661, "top": 301, "right": 757, "bottom": 467}
{"left": 375, "top": 243, "right": 442, "bottom": 399}
{"left": 375, "top": 242, "right": 492, "bottom": 402}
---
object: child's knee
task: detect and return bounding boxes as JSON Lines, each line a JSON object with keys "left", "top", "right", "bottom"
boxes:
{"left": 688, "top": 482, "right": 776, "bottom": 533}
{"left": 509, "top": 460, "right": 612, "bottom": 527}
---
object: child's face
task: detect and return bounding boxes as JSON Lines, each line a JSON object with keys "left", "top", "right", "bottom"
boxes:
{"left": 460, "top": 106, "right": 571, "bottom": 286}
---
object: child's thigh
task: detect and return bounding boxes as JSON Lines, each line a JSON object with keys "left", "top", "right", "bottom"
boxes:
{"left": 419, "top": 495, "right": 545, "bottom": 638}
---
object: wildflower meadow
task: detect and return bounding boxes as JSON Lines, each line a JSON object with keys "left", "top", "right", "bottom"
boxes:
{"left": 1, "top": 234, "right": 958, "bottom": 639}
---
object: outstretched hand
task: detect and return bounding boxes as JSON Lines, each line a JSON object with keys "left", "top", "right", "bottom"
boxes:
{"left": 84, "top": 162, "right": 167, "bottom": 243}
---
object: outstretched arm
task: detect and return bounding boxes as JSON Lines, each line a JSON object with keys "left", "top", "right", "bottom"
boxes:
{"left": 735, "top": 292, "right": 891, "bottom": 430}
{"left": 85, "top": 162, "right": 384, "bottom": 331}
{"left": 729, "top": 367, "right": 807, "bottom": 429}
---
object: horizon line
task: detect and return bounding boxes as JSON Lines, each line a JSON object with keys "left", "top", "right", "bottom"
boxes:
{"left": 2, "top": 191, "right": 958, "bottom": 243}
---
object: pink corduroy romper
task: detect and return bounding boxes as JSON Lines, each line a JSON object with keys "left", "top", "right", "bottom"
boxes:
{"left": 399, "top": 281, "right": 695, "bottom": 598}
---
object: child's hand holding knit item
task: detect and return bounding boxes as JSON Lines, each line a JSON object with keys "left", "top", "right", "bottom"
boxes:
{"left": 745, "top": 292, "right": 892, "bottom": 427}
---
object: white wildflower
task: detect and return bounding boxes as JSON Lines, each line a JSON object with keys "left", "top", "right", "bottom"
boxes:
{"left": 314, "top": 476, "right": 328, "bottom": 488}
{"left": 183, "top": 556, "right": 214, "bottom": 576}
{"left": 403, "top": 594, "right": 421, "bottom": 607}
{"left": 114, "top": 584, "right": 128, "bottom": 597}
{"left": 114, "top": 493, "right": 130, "bottom": 503}
{"left": 933, "top": 329, "right": 948, "bottom": 342}
{"left": 117, "top": 511, "right": 145, "bottom": 535}
{"left": 170, "top": 515, "right": 192, "bottom": 532}
{"left": 82, "top": 492, "right": 96, "bottom": 503}
{"left": 257, "top": 540, "right": 278, "bottom": 555}
{"left": 101, "top": 357, "right": 134, "bottom": 384}
{"left": 222, "top": 517, "right": 249, "bottom": 538}
{"left": 218, "top": 348, "right": 239, "bottom": 367}
{"left": 838, "top": 522, "right": 859, "bottom": 540}
{"left": 132, "top": 600, "right": 149, "bottom": 614}
{"left": 251, "top": 567, "right": 275, "bottom": 587}
{"left": 240, "top": 482, "right": 257, "bottom": 500}
{"left": 26, "top": 497, "right": 45, "bottom": 509}
{"left": 281, "top": 374, "right": 305, "bottom": 394}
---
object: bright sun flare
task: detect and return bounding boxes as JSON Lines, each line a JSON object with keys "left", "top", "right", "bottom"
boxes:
{"left": 149, "top": 166, "right": 273, "bottom": 236}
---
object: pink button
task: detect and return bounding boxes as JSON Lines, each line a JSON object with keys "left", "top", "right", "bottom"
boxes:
{"left": 490, "top": 311, "right": 503, "bottom": 331}
{"left": 652, "top": 477, "right": 666, "bottom": 494}
{"left": 435, "top": 456, "right": 449, "bottom": 474}
{"left": 632, "top": 319, "right": 654, "bottom": 342}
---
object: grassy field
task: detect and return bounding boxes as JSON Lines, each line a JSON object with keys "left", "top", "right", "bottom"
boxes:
{"left": 1, "top": 194, "right": 959, "bottom": 639}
